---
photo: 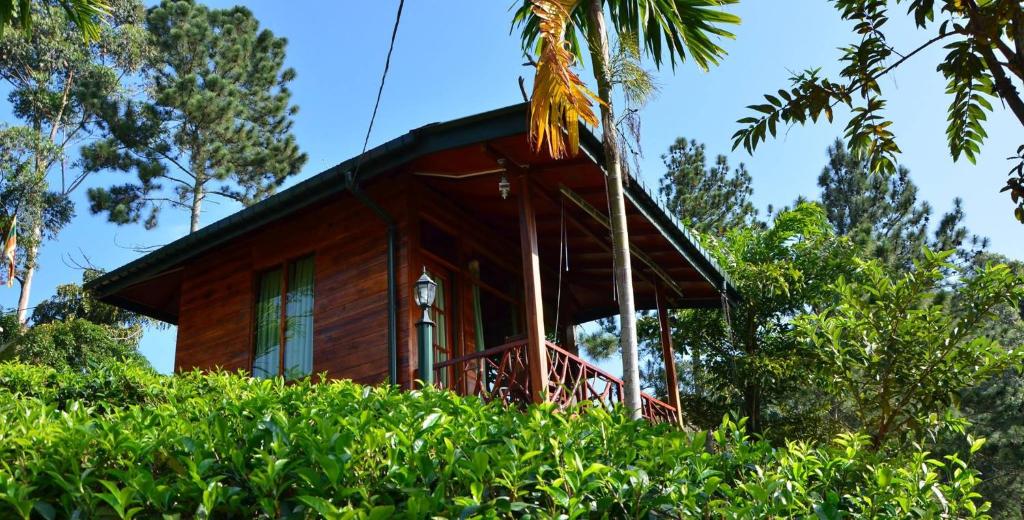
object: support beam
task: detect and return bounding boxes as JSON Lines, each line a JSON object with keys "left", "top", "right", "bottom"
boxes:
{"left": 516, "top": 174, "right": 670, "bottom": 303}
{"left": 559, "top": 184, "right": 687, "bottom": 300}
{"left": 517, "top": 176, "right": 549, "bottom": 403}
{"left": 656, "top": 285, "right": 684, "bottom": 426}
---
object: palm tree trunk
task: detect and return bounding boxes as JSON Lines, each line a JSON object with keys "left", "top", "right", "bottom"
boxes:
{"left": 585, "top": 0, "right": 641, "bottom": 419}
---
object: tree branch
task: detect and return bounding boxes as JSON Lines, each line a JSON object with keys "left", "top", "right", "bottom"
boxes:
{"left": 978, "top": 44, "right": 1024, "bottom": 127}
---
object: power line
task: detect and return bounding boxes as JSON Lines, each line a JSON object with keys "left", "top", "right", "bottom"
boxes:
{"left": 351, "top": 0, "right": 406, "bottom": 184}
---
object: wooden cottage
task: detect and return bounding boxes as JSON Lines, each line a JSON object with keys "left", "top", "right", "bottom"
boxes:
{"left": 88, "top": 104, "right": 738, "bottom": 423}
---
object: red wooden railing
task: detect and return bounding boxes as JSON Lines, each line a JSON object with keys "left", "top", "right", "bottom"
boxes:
{"left": 434, "top": 339, "right": 678, "bottom": 424}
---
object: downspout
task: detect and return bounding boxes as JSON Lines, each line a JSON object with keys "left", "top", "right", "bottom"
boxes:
{"left": 346, "top": 172, "right": 398, "bottom": 386}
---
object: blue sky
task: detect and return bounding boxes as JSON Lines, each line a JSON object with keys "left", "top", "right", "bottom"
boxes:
{"left": 2, "top": 1, "right": 1021, "bottom": 375}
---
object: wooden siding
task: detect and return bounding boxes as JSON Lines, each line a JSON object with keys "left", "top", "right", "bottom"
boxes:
{"left": 175, "top": 181, "right": 410, "bottom": 386}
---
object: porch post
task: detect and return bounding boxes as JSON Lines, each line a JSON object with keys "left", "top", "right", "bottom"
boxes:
{"left": 517, "top": 176, "right": 549, "bottom": 403}
{"left": 656, "top": 285, "right": 684, "bottom": 425}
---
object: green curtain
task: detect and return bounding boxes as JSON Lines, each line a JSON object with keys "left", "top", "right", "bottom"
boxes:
{"left": 469, "top": 261, "right": 485, "bottom": 351}
{"left": 285, "top": 256, "right": 315, "bottom": 379}
{"left": 253, "top": 268, "right": 282, "bottom": 379}
{"left": 432, "top": 272, "right": 448, "bottom": 386}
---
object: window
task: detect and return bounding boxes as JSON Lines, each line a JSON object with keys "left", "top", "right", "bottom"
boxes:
{"left": 253, "top": 255, "right": 315, "bottom": 379}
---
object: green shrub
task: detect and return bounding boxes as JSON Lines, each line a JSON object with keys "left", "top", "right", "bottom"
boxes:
{"left": 0, "top": 362, "right": 990, "bottom": 519}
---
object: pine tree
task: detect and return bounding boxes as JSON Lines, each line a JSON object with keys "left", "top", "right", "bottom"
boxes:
{"left": 0, "top": 0, "right": 146, "bottom": 323}
{"left": 818, "top": 139, "right": 986, "bottom": 270}
{"left": 658, "top": 137, "right": 757, "bottom": 235}
{"left": 85, "top": 0, "right": 306, "bottom": 233}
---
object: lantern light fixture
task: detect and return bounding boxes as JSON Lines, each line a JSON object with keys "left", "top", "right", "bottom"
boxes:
{"left": 414, "top": 268, "right": 437, "bottom": 314}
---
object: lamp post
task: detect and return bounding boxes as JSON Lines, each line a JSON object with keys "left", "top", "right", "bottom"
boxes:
{"left": 414, "top": 268, "right": 437, "bottom": 387}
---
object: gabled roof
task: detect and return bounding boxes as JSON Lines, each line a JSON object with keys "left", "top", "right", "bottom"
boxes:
{"left": 87, "top": 103, "right": 738, "bottom": 320}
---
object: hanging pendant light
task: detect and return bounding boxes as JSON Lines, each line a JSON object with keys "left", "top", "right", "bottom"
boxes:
{"left": 496, "top": 158, "right": 511, "bottom": 200}
{"left": 498, "top": 172, "right": 511, "bottom": 200}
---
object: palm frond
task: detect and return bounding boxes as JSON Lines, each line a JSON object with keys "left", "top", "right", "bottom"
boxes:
{"left": 0, "top": 0, "right": 109, "bottom": 41}
{"left": 60, "top": 0, "right": 110, "bottom": 42}
{"left": 611, "top": 33, "right": 658, "bottom": 108}
{"left": 513, "top": 0, "right": 741, "bottom": 71}
{"left": 529, "top": 0, "right": 601, "bottom": 159}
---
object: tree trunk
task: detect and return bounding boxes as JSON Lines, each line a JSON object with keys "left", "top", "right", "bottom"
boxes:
{"left": 692, "top": 341, "right": 704, "bottom": 398}
{"left": 743, "top": 382, "right": 761, "bottom": 434}
{"left": 16, "top": 226, "right": 41, "bottom": 326}
{"left": 190, "top": 175, "right": 204, "bottom": 233}
{"left": 743, "top": 319, "right": 762, "bottom": 434}
{"left": 585, "top": 0, "right": 641, "bottom": 419}
{"left": 16, "top": 142, "right": 52, "bottom": 326}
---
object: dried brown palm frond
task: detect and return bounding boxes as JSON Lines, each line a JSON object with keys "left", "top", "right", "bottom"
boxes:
{"left": 529, "top": 0, "right": 601, "bottom": 159}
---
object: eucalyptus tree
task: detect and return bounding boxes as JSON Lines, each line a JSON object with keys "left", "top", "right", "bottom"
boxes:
{"left": 513, "top": 0, "right": 739, "bottom": 417}
{"left": 0, "top": 0, "right": 146, "bottom": 324}
{"left": 732, "top": 0, "right": 1024, "bottom": 223}
{"left": 0, "top": 127, "right": 71, "bottom": 295}
{"left": 85, "top": 0, "right": 306, "bottom": 233}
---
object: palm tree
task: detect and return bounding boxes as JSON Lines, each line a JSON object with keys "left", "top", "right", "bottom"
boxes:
{"left": 0, "top": 0, "right": 109, "bottom": 41}
{"left": 514, "top": 0, "right": 739, "bottom": 418}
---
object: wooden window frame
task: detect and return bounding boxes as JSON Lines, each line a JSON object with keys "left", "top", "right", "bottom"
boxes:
{"left": 252, "top": 253, "right": 315, "bottom": 379}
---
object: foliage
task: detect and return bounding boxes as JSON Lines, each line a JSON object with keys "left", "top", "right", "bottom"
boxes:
{"left": 795, "top": 249, "right": 1024, "bottom": 449}
{"left": 959, "top": 360, "right": 1024, "bottom": 520}
{"left": 686, "top": 203, "right": 856, "bottom": 436}
{"left": 609, "top": 34, "right": 657, "bottom": 176}
{"left": 658, "top": 136, "right": 757, "bottom": 235}
{"left": 818, "top": 139, "right": 986, "bottom": 270}
{"left": 0, "top": 0, "right": 109, "bottom": 41}
{"left": 943, "top": 252, "right": 1024, "bottom": 519}
{"left": 31, "top": 269, "right": 148, "bottom": 330}
{"left": 733, "top": 0, "right": 1024, "bottom": 222}
{"left": 0, "top": 271, "right": 148, "bottom": 371}
{"left": 0, "top": 319, "right": 146, "bottom": 371}
{"left": 84, "top": 0, "right": 306, "bottom": 233}
{"left": 0, "top": 362, "right": 994, "bottom": 519}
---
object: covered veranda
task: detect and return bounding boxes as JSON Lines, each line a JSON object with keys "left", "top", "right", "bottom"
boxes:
{"left": 403, "top": 106, "right": 738, "bottom": 423}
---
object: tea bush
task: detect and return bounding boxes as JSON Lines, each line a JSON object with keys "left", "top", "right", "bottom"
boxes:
{"left": 0, "top": 362, "right": 990, "bottom": 518}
